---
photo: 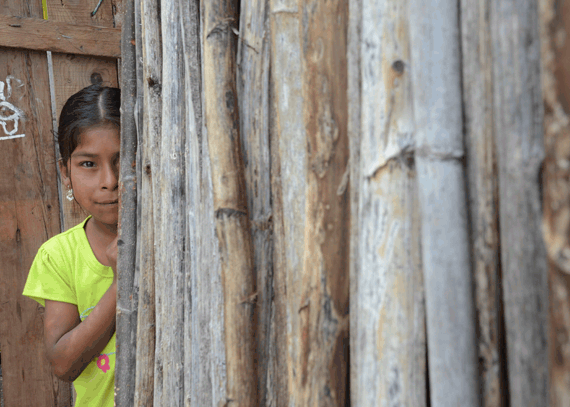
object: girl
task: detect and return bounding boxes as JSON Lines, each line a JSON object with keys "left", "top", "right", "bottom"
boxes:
{"left": 23, "top": 84, "right": 120, "bottom": 407}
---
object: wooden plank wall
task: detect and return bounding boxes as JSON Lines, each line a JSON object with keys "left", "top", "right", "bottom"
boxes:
{"left": 0, "top": 0, "right": 72, "bottom": 405}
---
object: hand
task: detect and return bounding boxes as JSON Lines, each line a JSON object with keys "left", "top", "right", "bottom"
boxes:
{"left": 106, "top": 236, "right": 118, "bottom": 280}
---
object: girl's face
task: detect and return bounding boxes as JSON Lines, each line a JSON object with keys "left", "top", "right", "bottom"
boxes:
{"left": 61, "top": 126, "right": 120, "bottom": 229}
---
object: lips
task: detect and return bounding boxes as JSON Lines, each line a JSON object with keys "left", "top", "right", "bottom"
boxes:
{"left": 98, "top": 200, "right": 118, "bottom": 205}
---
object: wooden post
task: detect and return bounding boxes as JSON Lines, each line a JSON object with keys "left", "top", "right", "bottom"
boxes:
{"left": 408, "top": 0, "right": 480, "bottom": 404}
{"left": 270, "top": 0, "right": 350, "bottom": 405}
{"left": 202, "top": 0, "right": 258, "bottom": 404}
{"left": 539, "top": 0, "right": 570, "bottom": 404}
{"left": 348, "top": 0, "right": 426, "bottom": 405}
{"left": 237, "top": 0, "right": 274, "bottom": 404}
{"left": 491, "top": 0, "right": 549, "bottom": 405}
{"left": 116, "top": 0, "right": 138, "bottom": 405}
{"left": 460, "top": 0, "right": 506, "bottom": 405}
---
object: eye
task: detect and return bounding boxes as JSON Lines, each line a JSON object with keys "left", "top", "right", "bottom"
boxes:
{"left": 80, "top": 161, "right": 95, "bottom": 168}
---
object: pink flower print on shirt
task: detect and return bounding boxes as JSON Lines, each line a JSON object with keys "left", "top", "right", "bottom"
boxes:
{"left": 97, "top": 354, "right": 110, "bottom": 373}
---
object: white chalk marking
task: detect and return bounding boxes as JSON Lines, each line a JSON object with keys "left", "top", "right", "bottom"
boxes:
{"left": 0, "top": 76, "right": 25, "bottom": 139}
{"left": 0, "top": 134, "right": 25, "bottom": 141}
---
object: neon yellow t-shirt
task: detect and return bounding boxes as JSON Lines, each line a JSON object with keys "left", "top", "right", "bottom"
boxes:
{"left": 23, "top": 216, "right": 115, "bottom": 407}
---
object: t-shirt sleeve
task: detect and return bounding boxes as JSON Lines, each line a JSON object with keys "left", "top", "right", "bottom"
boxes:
{"left": 23, "top": 245, "right": 77, "bottom": 307}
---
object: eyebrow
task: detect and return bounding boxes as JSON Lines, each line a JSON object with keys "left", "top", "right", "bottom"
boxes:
{"left": 72, "top": 152, "right": 98, "bottom": 158}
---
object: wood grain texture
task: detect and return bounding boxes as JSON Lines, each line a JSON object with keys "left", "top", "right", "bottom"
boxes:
{"left": 155, "top": 0, "right": 187, "bottom": 404}
{"left": 348, "top": 0, "right": 426, "bottom": 405}
{"left": 133, "top": 0, "right": 161, "bottom": 404}
{"left": 540, "top": 0, "right": 570, "bottom": 405}
{"left": 408, "top": 0, "right": 480, "bottom": 405}
{"left": 270, "top": 0, "right": 350, "bottom": 405}
{"left": 0, "top": 47, "right": 71, "bottom": 407}
{"left": 491, "top": 0, "right": 549, "bottom": 405}
{"left": 0, "top": 15, "right": 121, "bottom": 58}
{"left": 203, "top": 0, "right": 258, "bottom": 405}
{"left": 237, "top": 0, "right": 274, "bottom": 405}
{"left": 115, "top": 0, "right": 138, "bottom": 405}
{"left": 460, "top": 0, "right": 506, "bottom": 405}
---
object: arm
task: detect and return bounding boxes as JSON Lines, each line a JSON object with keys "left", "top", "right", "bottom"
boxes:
{"left": 44, "top": 281, "right": 116, "bottom": 382}
{"left": 44, "top": 237, "right": 118, "bottom": 382}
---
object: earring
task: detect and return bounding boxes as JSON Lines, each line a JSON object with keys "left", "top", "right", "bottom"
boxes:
{"left": 66, "top": 188, "right": 74, "bottom": 201}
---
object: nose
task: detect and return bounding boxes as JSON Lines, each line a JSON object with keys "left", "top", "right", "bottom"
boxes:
{"left": 101, "top": 162, "right": 119, "bottom": 190}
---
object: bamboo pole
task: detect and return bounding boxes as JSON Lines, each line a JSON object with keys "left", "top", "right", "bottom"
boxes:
{"left": 491, "top": 0, "right": 549, "bottom": 405}
{"left": 460, "top": 0, "right": 506, "bottom": 406}
{"left": 116, "top": 0, "right": 138, "bottom": 404}
{"left": 408, "top": 0, "right": 480, "bottom": 405}
{"left": 348, "top": 0, "right": 426, "bottom": 405}
{"left": 539, "top": 0, "right": 570, "bottom": 404}
{"left": 202, "top": 0, "right": 258, "bottom": 405}
{"left": 236, "top": 0, "right": 274, "bottom": 404}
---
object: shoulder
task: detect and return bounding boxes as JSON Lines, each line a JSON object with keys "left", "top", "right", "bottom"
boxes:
{"left": 39, "top": 218, "right": 90, "bottom": 261}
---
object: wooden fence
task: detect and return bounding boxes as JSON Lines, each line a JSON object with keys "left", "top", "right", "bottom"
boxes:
{"left": 112, "top": 0, "right": 569, "bottom": 406}
{"left": 2, "top": 0, "right": 570, "bottom": 405}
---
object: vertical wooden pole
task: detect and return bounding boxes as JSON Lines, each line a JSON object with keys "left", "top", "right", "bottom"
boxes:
{"left": 540, "top": 0, "right": 570, "bottom": 404}
{"left": 270, "top": 0, "right": 350, "bottom": 405}
{"left": 408, "top": 0, "right": 480, "bottom": 405}
{"left": 116, "top": 0, "right": 138, "bottom": 404}
{"left": 237, "top": 0, "right": 274, "bottom": 405}
{"left": 491, "top": 0, "right": 549, "bottom": 405}
{"left": 460, "top": 0, "right": 506, "bottom": 405}
{"left": 202, "top": 0, "right": 258, "bottom": 404}
{"left": 348, "top": 0, "right": 426, "bottom": 405}
{"left": 179, "top": 0, "right": 202, "bottom": 405}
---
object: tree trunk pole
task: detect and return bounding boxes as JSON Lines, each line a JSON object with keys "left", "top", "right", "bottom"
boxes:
{"left": 408, "top": 0, "right": 480, "bottom": 405}
{"left": 116, "top": 0, "right": 138, "bottom": 403}
{"left": 202, "top": 0, "right": 258, "bottom": 405}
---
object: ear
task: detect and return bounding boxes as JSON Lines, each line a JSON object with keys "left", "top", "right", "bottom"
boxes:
{"left": 59, "top": 159, "right": 71, "bottom": 189}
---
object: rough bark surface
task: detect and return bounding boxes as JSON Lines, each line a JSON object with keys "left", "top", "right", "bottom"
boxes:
{"left": 202, "top": 0, "right": 258, "bottom": 405}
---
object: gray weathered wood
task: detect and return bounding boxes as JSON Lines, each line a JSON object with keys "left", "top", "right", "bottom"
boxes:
{"left": 491, "top": 0, "right": 549, "bottom": 405}
{"left": 348, "top": 0, "right": 427, "bottom": 405}
{"left": 237, "top": 0, "right": 273, "bottom": 405}
{"left": 460, "top": 0, "right": 506, "bottom": 405}
{"left": 155, "top": 1, "right": 187, "bottom": 404}
{"left": 408, "top": 0, "right": 480, "bottom": 405}
{"left": 116, "top": 0, "right": 138, "bottom": 404}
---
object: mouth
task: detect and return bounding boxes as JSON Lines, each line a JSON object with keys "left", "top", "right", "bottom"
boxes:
{"left": 98, "top": 200, "right": 119, "bottom": 205}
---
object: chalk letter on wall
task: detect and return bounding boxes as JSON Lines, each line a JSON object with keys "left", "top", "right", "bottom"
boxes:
{"left": 0, "top": 76, "right": 25, "bottom": 141}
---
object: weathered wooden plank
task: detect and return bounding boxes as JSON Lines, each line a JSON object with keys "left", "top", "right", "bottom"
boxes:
{"left": 133, "top": 0, "right": 161, "bottom": 404}
{"left": 348, "top": 0, "right": 427, "bottom": 405}
{"left": 460, "top": 0, "right": 506, "bottom": 406}
{"left": 539, "top": 0, "right": 570, "bottom": 405}
{"left": 45, "top": 0, "right": 118, "bottom": 28}
{"left": 156, "top": 0, "right": 186, "bottom": 405}
{"left": 491, "top": 0, "right": 549, "bottom": 405}
{"left": 203, "top": 0, "right": 258, "bottom": 405}
{"left": 408, "top": 0, "right": 480, "bottom": 405}
{"left": 115, "top": 0, "right": 138, "bottom": 405}
{"left": 0, "top": 47, "right": 71, "bottom": 407}
{"left": 237, "top": 0, "right": 274, "bottom": 405}
{"left": 0, "top": 15, "right": 121, "bottom": 58}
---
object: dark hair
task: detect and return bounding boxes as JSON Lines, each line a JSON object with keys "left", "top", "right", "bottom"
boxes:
{"left": 58, "top": 84, "right": 120, "bottom": 165}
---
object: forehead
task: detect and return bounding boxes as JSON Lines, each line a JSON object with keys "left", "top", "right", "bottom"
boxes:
{"left": 73, "top": 126, "right": 120, "bottom": 155}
